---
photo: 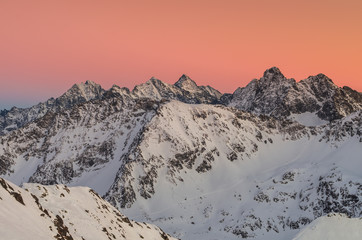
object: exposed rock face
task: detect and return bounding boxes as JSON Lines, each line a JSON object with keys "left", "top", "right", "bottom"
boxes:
{"left": 131, "top": 75, "right": 222, "bottom": 104}
{"left": 228, "top": 67, "right": 362, "bottom": 122}
{"left": 0, "top": 76, "right": 222, "bottom": 135}
{"left": 2, "top": 69, "right": 361, "bottom": 135}
{"left": 0, "top": 80, "right": 105, "bottom": 135}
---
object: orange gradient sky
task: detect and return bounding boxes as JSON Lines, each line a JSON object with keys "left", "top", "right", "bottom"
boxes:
{"left": 0, "top": 0, "right": 361, "bottom": 109}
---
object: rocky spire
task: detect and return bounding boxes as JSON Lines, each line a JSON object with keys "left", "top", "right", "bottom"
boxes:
{"left": 174, "top": 74, "right": 199, "bottom": 92}
{"left": 262, "top": 67, "right": 286, "bottom": 81}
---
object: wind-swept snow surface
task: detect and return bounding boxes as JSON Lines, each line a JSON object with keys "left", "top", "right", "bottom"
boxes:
{"left": 292, "top": 213, "right": 362, "bottom": 240}
{"left": 0, "top": 178, "right": 177, "bottom": 240}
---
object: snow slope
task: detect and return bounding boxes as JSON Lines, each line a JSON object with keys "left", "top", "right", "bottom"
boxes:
{"left": 292, "top": 213, "right": 362, "bottom": 240}
{"left": 112, "top": 102, "right": 362, "bottom": 239}
{"left": 0, "top": 97, "right": 157, "bottom": 196}
{"left": 0, "top": 177, "right": 177, "bottom": 240}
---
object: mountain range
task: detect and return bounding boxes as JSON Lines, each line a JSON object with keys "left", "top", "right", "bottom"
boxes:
{"left": 0, "top": 67, "right": 361, "bottom": 239}
{"left": 1, "top": 67, "right": 361, "bottom": 135}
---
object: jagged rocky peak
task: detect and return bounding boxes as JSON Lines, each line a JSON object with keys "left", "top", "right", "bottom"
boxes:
{"left": 145, "top": 76, "right": 170, "bottom": 88}
{"left": 135, "top": 76, "right": 168, "bottom": 88}
{"left": 262, "top": 66, "right": 285, "bottom": 79}
{"left": 304, "top": 73, "right": 335, "bottom": 86}
{"left": 85, "top": 79, "right": 96, "bottom": 85}
{"left": 56, "top": 80, "right": 106, "bottom": 108}
{"left": 0, "top": 80, "right": 107, "bottom": 135}
{"left": 229, "top": 67, "right": 362, "bottom": 123}
{"left": 148, "top": 76, "right": 161, "bottom": 82}
{"left": 175, "top": 74, "right": 223, "bottom": 100}
{"left": 302, "top": 73, "right": 336, "bottom": 91}
{"left": 66, "top": 80, "right": 105, "bottom": 101}
{"left": 260, "top": 67, "right": 296, "bottom": 87}
{"left": 103, "top": 84, "right": 133, "bottom": 100}
{"left": 174, "top": 74, "right": 199, "bottom": 92}
{"left": 109, "top": 84, "right": 131, "bottom": 93}
{"left": 131, "top": 76, "right": 174, "bottom": 101}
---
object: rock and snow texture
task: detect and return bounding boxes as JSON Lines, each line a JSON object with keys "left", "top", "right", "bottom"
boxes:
{"left": 292, "top": 213, "right": 362, "bottom": 240}
{"left": 114, "top": 105, "right": 362, "bottom": 240}
{"left": 0, "top": 68, "right": 361, "bottom": 239}
{"left": 0, "top": 75, "right": 222, "bottom": 135}
{"left": 0, "top": 97, "right": 361, "bottom": 239}
{"left": 1, "top": 67, "right": 361, "bottom": 135}
{"left": 131, "top": 74, "right": 222, "bottom": 104}
{"left": 228, "top": 67, "right": 362, "bottom": 125}
{"left": 0, "top": 178, "right": 176, "bottom": 240}
{"left": 0, "top": 80, "right": 105, "bottom": 135}
{"left": 0, "top": 96, "right": 158, "bottom": 193}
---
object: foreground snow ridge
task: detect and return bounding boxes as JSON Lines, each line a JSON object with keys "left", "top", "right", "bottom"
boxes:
{"left": 0, "top": 178, "right": 176, "bottom": 240}
{"left": 292, "top": 213, "right": 362, "bottom": 240}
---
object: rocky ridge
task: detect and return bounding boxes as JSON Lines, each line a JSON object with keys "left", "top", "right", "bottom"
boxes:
{"left": 228, "top": 67, "right": 362, "bottom": 123}
{"left": 1, "top": 68, "right": 361, "bottom": 135}
{"left": 0, "top": 80, "right": 105, "bottom": 135}
{"left": 0, "top": 75, "right": 222, "bottom": 135}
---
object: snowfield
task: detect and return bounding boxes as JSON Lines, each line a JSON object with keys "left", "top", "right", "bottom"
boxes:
{"left": 292, "top": 213, "right": 362, "bottom": 240}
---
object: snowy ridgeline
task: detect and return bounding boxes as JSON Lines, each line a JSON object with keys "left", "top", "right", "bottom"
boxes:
{"left": 1, "top": 177, "right": 361, "bottom": 240}
{"left": 0, "top": 67, "right": 361, "bottom": 240}
{"left": 0, "top": 177, "right": 177, "bottom": 240}
{"left": 1, "top": 67, "right": 361, "bottom": 136}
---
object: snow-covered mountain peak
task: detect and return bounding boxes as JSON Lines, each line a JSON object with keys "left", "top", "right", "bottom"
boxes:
{"left": 174, "top": 74, "right": 199, "bottom": 92}
{"left": 0, "top": 80, "right": 106, "bottom": 135}
{"left": 228, "top": 67, "right": 362, "bottom": 123}
{"left": 132, "top": 77, "right": 174, "bottom": 100}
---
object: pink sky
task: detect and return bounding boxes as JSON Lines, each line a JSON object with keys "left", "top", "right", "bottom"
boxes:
{"left": 1, "top": 0, "right": 361, "bottom": 109}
